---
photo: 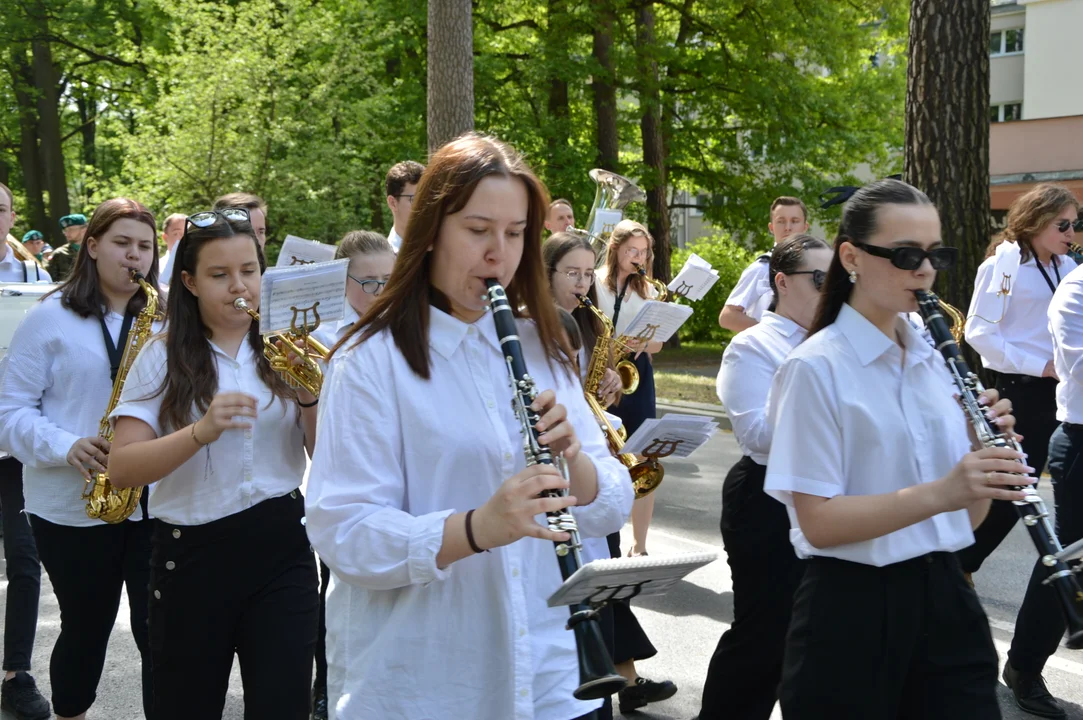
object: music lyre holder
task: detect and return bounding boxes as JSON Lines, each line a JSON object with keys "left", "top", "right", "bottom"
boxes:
{"left": 639, "top": 436, "right": 682, "bottom": 475}
{"left": 547, "top": 552, "right": 717, "bottom": 613}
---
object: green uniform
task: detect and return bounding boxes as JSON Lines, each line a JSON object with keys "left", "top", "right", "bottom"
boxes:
{"left": 46, "top": 243, "right": 79, "bottom": 281}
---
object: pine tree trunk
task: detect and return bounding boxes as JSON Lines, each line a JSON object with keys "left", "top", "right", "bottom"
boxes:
{"left": 591, "top": 2, "right": 619, "bottom": 171}
{"left": 30, "top": 14, "right": 71, "bottom": 241}
{"left": 427, "top": 0, "right": 474, "bottom": 154}
{"left": 635, "top": 2, "right": 671, "bottom": 285}
{"left": 546, "top": 0, "right": 570, "bottom": 166}
{"left": 10, "top": 54, "right": 48, "bottom": 239}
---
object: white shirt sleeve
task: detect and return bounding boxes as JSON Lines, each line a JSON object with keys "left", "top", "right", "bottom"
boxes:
{"left": 109, "top": 337, "right": 168, "bottom": 435}
{"left": 1050, "top": 275, "right": 1083, "bottom": 384}
{"left": 725, "top": 260, "right": 768, "bottom": 311}
{"left": 0, "top": 307, "right": 81, "bottom": 466}
{"left": 965, "top": 260, "right": 1047, "bottom": 377}
{"left": 718, "top": 339, "right": 776, "bottom": 460}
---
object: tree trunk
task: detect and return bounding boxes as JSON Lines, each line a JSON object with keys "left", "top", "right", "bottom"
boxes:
{"left": 635, "top": 2, "right": 671, "bottom": 285}
{"left": 904, "top": 0, "right": 990, "bottom": 326}
{"left": 10, "top": 54, "right": 48, "bottom": 239}
{"left": 77, "top": 87, "right": 97, "bottom": 169}
{"left": 427, "top": 0, "right": 474, "bottom": 154}
{"left": 591, "top": 2, "right": 619, "bottom": 171}
{"left": 545, "top": 0, "right": 570, "bottom": 166}
{"left": 30, "top": 7, "right": 70, "bottom": 243}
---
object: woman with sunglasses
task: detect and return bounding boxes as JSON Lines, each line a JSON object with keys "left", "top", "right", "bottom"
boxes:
{"left": 765, "top": 179, "right": 1027, "bottom": 718}
{"left": 965, "top": 183, "right": 1080, "bottom": 719}
{"left": 0, "top": 198, "right": 163, "bottom": 720}
{"left": 699, "top": 234, "right": 830, "bottom": 720}
{"left": 107, "top": 207, "right": 320, "bottom": 719}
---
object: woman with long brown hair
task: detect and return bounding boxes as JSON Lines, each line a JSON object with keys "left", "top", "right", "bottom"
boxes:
{"left": 0, "top": 197, "right": 163, "bottom": 720}
{"left": 304, "top": 134, "right": 632, "bottom": 720}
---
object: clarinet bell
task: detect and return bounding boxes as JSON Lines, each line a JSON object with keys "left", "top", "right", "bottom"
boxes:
{"left": 569, "top": 609, "right": 628, "bottom": 700}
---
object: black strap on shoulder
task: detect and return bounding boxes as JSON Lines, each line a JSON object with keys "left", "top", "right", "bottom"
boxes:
{"left": 99, "top": 310, "right": 136, "bottom": 383}
{"left": 1035, "top": 258, "right": 1062, "bottom": 295}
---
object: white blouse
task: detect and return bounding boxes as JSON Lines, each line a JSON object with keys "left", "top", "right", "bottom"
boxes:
{"left": 765, "top": 303, "right": 975, "bottom": 567}
{"left": 594, "top": 269, "right": 659, "bottom": 337}
{"left": 0, "top": 295, "right": 160, "bottom": 526}
{"left": 724, "top": 256, "right": 772, "bottom": 322}
{"left": 1049, "top": 265, "right": 1083, "bottom": 423}
{"left": 110, "top": 335, "right": 307, "bottom": 526}
{"left": 305, "top": 306, "right": 633, "bottom": 720}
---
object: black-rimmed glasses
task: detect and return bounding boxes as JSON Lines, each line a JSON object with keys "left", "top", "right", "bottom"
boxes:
{"left": 852, "top": 240, "right": 958, "bottom": 271}
{"left": 185, "top": 207, "right": 251, "bottom": 236}
{"left": 788, "top": 269, "right": 826, "bottom": 291}
{"left": 1055, "top": 219, "right": 1083, "bottom": 233}
{"left": 349, "top": 275, "right": 388, "bottom": 295}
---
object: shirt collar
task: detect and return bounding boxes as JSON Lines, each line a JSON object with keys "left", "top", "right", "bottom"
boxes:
{"left": 388, "top": 227, "right": 403, "bottom": 253}
{"left": 836, "top": 303, "right": 932, "bottom": 368}
{"left": 208, "top": 336, "right": 257, "bottom": 366}
{"left": 759, "top": 311, "right": 806, "bottom": 340}
{"left": 429, "top": 304, "right": 502, "bottom": 360}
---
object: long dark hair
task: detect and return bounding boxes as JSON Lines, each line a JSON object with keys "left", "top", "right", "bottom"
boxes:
{"left": 810, "top": 179, "right": 933, "bottom": 335}
{"left": 768, "top": 233, "right": 829, "bottom": 309}
{"left": 46, "top": 198, "right": 163, "bottom": 319}
{"left": 334, "top": 133, "right": 571, "bottom": 378}
{"left": 543, "top": 232, "right": 603, "bottom": 352}
{"left": 986, "top": 183, "right": 1079, "bottom": 264}
{"left": 154, "top": 215, "right": 295, "bottom": 432}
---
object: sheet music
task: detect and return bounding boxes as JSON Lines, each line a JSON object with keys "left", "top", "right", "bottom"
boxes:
{"left": 590, "top": 209, "right": 623, "bottom": 240}
{"left": 258, "top": 259, "right": 349, "bottom": 335}
{"left": 621, "top": 300, "right": 694, "bottom": 344}
{"left": 621, "top": 413, "right": 717, "bottom": 458}
{"left": 547, "top": 551, "right": 717, "bottom": 607}
{"left": 275, "top": 234, "right": 337, "bottom": 268}
{"left": 668, "top": 253, "right": 720, "bottom": 301}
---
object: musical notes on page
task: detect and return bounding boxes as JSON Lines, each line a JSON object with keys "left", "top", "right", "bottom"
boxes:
{"left": 621, "top": 413, "right": 718, "bottom": 458}
{"left": 258, "top": 259, "right": 349, "bottom": 335}
{"left": 590, "top": 209, "right": 623, "bottom": 240}
{"left": 621, "top": 300, "right": 694, "bottom": 345}
{"left": 668, "top": 253, "right": 719, "bottom": 301}
{"left": 275, "top": 235, "right": 337, "bottom": 268}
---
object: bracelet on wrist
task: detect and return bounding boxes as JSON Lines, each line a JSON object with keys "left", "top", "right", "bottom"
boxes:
{"left": 191, "top": 422, "right": 210, "bottom": 447}
{"left": 297, "top": 396, "right": 319, "bottom": 408}
{"left": 464, "top": 509, "right": 490, "bottom": 554}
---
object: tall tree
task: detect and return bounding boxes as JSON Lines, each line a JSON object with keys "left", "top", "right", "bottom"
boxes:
{"left": 591, "top": 1, "right": 619, "bottom": 172}
{"left": 29, "top": 3, "right": 71, "bottom": 242}
{"left": 634, "top": 2, "right": 671, "bottom": 282}
{"left": 903, "top": 0, "right": 991, "bottom": 317}
{"left": 427, "top": 0, "right": 474, "bottom": 153}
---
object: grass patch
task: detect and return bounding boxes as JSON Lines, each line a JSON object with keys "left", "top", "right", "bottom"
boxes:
{"left": 654, "top": 370, "right": 720, "bottom": 406}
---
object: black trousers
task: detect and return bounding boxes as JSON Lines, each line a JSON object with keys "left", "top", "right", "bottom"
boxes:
{"left": 29, "top": 514, "right": 153, "bottom": 718}
{"left": 315, "top": 559, "right": 330, "bottom": 691}
{"left": 605, "top": 531, "right": 657, "bottom": 664}
{"left": 0, "top": 457, "right": 40, "bottom": 673}
{"left": 149, "top": 490, "right": 319, "bottom": 720}
{"left": 700, "top": 457, "right": 804, "bottom": 720}
{"left": 779, "top": 553, "right": 1000, "bottom": 719}
{"left": 958, "top": 374, "right": 1058, "bottom": 574}
{"left": 1009, "top": 422, "right": 1083, "bottom": 673}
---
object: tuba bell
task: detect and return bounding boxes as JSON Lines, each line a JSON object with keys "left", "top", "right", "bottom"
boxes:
{"left": 569, "top": 169, "right": 646, "bottom": 268}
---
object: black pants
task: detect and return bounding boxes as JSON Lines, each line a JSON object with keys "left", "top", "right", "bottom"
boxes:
{"left": 779, "top": 553, "right": 1000, "bottom": 719}
{"left": 700, "top": 457, "right": 804, "bottom": 720}
{"left": 1009, "top": 422, "right": 1083, "bottom": 673}
{"left": 0, "top": 457, "right": 40, "bottom": 673}
{"left": 150, "top": 490, "right": 319, "bottom": 720}
{"left": 605, "top": 531, "right": 657, "bottom": 664}
{"left": 29, "top": 514, "right": 153, "bottom": 718}
{"left": 315, "top": 559, "right": 330, "bottom": 691}
{"left": 958, "top": 374, "right": 1058, "bottom": 573}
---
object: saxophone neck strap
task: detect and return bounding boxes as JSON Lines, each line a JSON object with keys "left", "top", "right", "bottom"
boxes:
{"left": 99, "top": 309, "right": 136, "bottom": 383}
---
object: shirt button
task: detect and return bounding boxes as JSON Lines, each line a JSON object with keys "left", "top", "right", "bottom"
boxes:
{"left": 154, "top": 590, "right": 161, "bottom": 599}
{"left": 504, "top": 453, "right": 513, "bottom": 461}
{"left": 519, "top": 688, "right": 528, "bottom": 698}
{"left": 519, "top": 627, "right": 526, "bottom": 637}
{"left": 487, "top": 400, "right": 495, "bottom": 409}
{"left": 172, "top": 529, "right": 182, "bottom": 539}
{"left": 165, "top": 561, "right": 176, "bottom": 571}
{"left": 511, "top": 567, "right": 520, "bottom": 578}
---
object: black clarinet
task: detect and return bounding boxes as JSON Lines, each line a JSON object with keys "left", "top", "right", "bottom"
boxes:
{"left": 915, "top": 290, "right": 1083, "bottom": 649}
{"left": 485, "top": 279, "right": 628, "bottom": 699}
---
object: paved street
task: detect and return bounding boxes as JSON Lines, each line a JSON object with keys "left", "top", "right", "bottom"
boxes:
{"left": 2, "top": 430, "right": 1082, "bottom": 719}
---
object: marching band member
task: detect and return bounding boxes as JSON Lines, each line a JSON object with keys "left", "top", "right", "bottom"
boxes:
{"left": 383, "top": 161, "right": 425, "bottom": 253}
{"left": 765, "top": 179, "right": 1028, "bottom": 718}
{"left": 107, "top": 208, "right": 320, "bottom": 719}
{"left": 0, "top": 198, "right": 163, "bottom": 720}
{"left": 305, "top": 133, "right": 632, "bottom": 720}
{"left": 700, "top": 234, "right": 830, "bottom": 720}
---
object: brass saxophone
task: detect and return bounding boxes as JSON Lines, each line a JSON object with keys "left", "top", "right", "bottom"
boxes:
{"left": 83, "top": 270, "right": 159, "bottom": 524}
{"left": 576, "top": 294, "right": 664, "bottom": 498}
{"left": 233, "top": 298, "right": 328, "bottom": 397}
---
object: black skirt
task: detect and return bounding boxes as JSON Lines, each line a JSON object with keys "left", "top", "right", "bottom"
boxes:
{"left": 609, "top": 352, "right": 656, "bottom": 438}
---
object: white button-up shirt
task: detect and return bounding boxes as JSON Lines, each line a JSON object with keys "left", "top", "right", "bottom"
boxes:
{"left": 110, "top": 335, "right": 306, "bottom": 526}
{"left": 594, "top": 269, "right": 659, "bottom": 337}
{"left": 725, "top": 255, "right": 772, "bottom": 321}
{"left": 717, "top": 312, "right": 806, "bottom": 465}
{"left": 0, "top": 295, "right": 159, "bottom": 526}
{"left": 765, "top": 303, "right": 975, "bottom": 566}
{"left": 387, "top": 226, "right": 404, "bottom": 254}
{"left": 306, "top": 306, "right": 633, "bottom": 720}
{"left": 1049, "top": 265, "right": 1083, "bottom": 423}
{"left": 158, "top": 248, "right": 176, "bottom": 287}
{"left": 0, "top": 245, "right": 51, "bottom": 283}
{"left": 965, "top": 254, "right": 1076, "bottom": 376}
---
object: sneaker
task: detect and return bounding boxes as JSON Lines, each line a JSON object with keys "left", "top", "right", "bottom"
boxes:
{"left": 0, "top": 671, "right": 51, "bottom": 720}
{"left": 617, "top": 676, "right": 677, "bottom": 714}
{"left": 312, "top": 683, "right": 328, "bottom": 720}
{"left": 1003, "top": 660, "right": 1066, "bottom": 719}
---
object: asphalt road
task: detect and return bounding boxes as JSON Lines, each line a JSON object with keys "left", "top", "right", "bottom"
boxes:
{"left": 1, "top": 430, "right": 1081, "bottom": 719}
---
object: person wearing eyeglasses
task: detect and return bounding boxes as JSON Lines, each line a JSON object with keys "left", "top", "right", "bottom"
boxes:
{"left": 384, "top": 160, "right": 425, "bottom": 254}
{"left": 700, "top": 234, "right": 830, "bottom": 720}
{"left": 107, "top": 207, "right": 320, "bottom": 719}
{"left": 964, "top": 183, "right": 1080, "bottom": 719}
{"left": 0, "top": 197, "right": 164, "bottom": 720}
{"left": 765, "top": 179, "right": 1025, "bottom": 718}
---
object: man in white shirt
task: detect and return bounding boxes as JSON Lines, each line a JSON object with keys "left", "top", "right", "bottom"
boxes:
{"left": 214, "top": 193, "right": 268, "bottom": 250}
{"left": 718, "top": 197, "right": 809, "bottom": 333}
{"left": 383, "top": 160, "right": 424, "bottom": 253}
{"left": 156, "top": 213, "right": 186, "bottom": 285}
{"left": 0, "top": 183, "right": 51, "bottom": 284}
{"left": 545, "top": 198, "right": 575, "bottom": 235}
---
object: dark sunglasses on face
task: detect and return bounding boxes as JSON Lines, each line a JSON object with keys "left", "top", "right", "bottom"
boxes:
{"left": 1055, "top": 219, "right": 1083, "bottom": 233}
{"left": 788, "top": 269, "right": 826, "bottom": 290}
{"left": 185, "top": 207, "right": 251, "bottom": 235}
{"left": 851, "top": 240, "right": 958, "bottom": 271}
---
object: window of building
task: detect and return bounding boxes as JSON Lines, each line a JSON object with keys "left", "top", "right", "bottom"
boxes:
{"left": 990, "top": 28, "right": 1024, "bottom": 56}
{"left": 690, "top": 194, "right": 708, "bottom": 217}
{"left": 990, "top": 102, "right": 1023, "bottom": 123}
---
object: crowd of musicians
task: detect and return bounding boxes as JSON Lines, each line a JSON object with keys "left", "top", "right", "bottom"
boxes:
{"left": 0, "top": 132, "right": 1080, "bottom": 720}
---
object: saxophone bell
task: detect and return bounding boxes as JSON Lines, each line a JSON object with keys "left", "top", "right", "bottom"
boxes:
{"left": 234, "top": 297, "right": 327, "bottom": 398}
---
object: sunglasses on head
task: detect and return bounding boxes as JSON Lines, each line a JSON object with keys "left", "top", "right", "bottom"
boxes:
{"left": 851, "top": 240, "right": 958, "bottom": 271}
{"left": 185, "top": 207, "right": 251, "bottom": 235}
{"left": 1055, "top": 219, "right": 1083, "bottom": 233}
{"left": 788, "top": 269, "right": 826, "bottom": 290}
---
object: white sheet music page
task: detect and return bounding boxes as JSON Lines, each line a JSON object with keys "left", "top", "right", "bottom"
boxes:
{"left": 668, "top": 252, "right": 720, "bottom": 301}
{"left": 621, "top": 413, "right": 717, "bottom": 458}
{"left": 590, "top": 209, "right": 623, "bottom": 239}
{"left": 275, "top": 234, "right": 337, "bottom": 268}
{"left": 621, "top": 300, "right": 694, "bottom": 344}
{"left": 258, "top": 259, "right": 349, "bottom": 335}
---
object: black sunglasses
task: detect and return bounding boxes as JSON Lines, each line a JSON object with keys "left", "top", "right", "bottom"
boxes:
{"left": 851, "top": 240, "right": 958, "bottom": 271}
{"left": 788, "top": 269, "right": 826, "bottom": 290}
{"left": 185, "top": 207, "right": 251, "bottom": 235}
{"left": 1055, "top": 219, "right": 1083, "bottom": 233}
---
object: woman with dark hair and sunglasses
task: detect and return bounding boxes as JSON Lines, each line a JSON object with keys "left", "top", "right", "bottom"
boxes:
{"left": 0, "top": 197, "right": 163, "bottom": 720}
{"left": 764, "top": 179, "right": 1029, "bottom": 718}
{"left": 965, "top": 184, "right": 1080, "bottom": 718}
{"left": 699, "top": 234, "right": 830, "bottom": 720}
{"left": 304, "top": 134, "right": 632, "bottom": 720}
{"left": 106, "top": 207, "right": 320, "bottom": 719}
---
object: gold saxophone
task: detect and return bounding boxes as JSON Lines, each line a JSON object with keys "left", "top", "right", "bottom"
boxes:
{"left": 233, "top": 298, "right": 328, "bottom": 397}
{"left": 83, "top": 270, "right": 159, "bottom": 523}
{"left": 577, "top": 294, "right": 664, "bottom": 498}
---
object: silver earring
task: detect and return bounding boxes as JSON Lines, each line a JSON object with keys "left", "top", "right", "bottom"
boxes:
{"left": 849, "top": 269, "right": 858, "bottom": 284}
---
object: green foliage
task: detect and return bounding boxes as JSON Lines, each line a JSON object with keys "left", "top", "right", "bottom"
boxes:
{"left": 670, "top": 232, "right": 756, "bottom": 344}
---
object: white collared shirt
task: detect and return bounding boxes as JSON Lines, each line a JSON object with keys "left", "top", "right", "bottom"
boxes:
{"left": 765, "top": 303, "right": 975, "bottom": 566}
{"left": 306, "top": 306, "right": 632, "bottom": 720}
{"left": 311, "top": 304, "right": 360, "bottom": 360}
{"left": 1049, "top": 265, "right": 1083, "bottom": 423}
{"left": 717, "top": 312, "right": 806, "bottom": 465}
{"left": 594, "top": 269, "right": 659, "bottom": 336}
{"left": 965, "top": 254, "right": 1076, "bottom": 376}
{"left": 725, "top": 255, "right": 772, "bottom": 321}
{"left": 0, "top": 295, "right": 160, "bottom": 526}
{"left": 158, "top": 248, "right": 175, "bottom": 286}
{"left": 0, "top": 246, "right": 51, "bottom": 283}
{"left": 387, "top": 226, "right": 403, "bottom": 253}
{"left": 110, "top": 335, "right": 306, "bottom": 526}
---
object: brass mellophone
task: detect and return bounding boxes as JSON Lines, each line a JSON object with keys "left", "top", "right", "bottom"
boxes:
{"left": 233, "top": 298, "right": 328, "bottom": 398}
